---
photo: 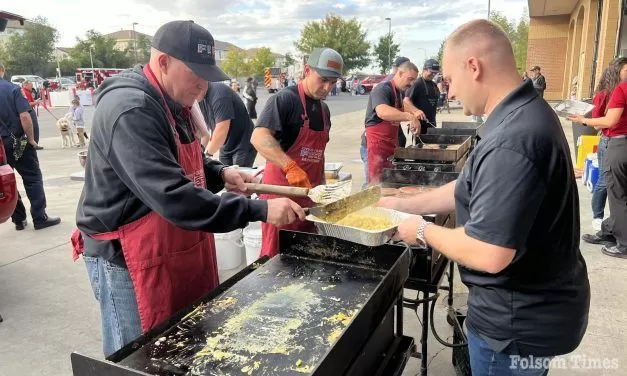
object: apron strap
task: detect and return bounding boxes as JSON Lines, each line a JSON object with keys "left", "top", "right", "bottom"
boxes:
{"left": 297, "top": 81, "right": 329, "bottom": 131}
{"left": 389, "top": 81, "right": 400, "bottom": 109}
{"left": 91, "top": 230, "right": 122, "bottom": 241}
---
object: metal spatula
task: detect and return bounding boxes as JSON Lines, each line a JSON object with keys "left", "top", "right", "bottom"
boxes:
{"left": 306, "top": 185, "right": 382, "bottom": 223}
{"left": 244, "top": 180, "right": 352, "bottom": 204}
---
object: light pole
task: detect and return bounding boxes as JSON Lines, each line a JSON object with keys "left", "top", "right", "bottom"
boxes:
{"left": 385, "top": 17, "right": 392, "bottom": 72}
{"left": 488, "top": 0, "right": 491, "bottom": 18}
{"left": 132, "top": 22, "right": 138, "bottom": 64}
{"left": 89, "top": 45, "right": 94, "bottom": 71}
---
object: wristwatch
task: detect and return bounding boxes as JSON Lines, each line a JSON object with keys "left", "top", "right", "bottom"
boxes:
{"left": 416, "top": 221, "right": 432, "bottom": 247}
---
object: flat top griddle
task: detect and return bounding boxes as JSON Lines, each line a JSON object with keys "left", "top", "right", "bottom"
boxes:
{"left": 113, "top": 232, "right": 410, "bottom": 376}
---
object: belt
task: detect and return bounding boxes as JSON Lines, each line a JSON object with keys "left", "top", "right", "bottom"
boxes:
{"left": 609, "top": 135, "right": 627, "bottom": 139}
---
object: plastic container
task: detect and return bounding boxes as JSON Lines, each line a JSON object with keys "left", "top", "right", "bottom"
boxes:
{"left": 576, "top": 135, "right": 600, "bottom": 169}
{"left": 586, "top": 159, "right": 600, "bottom": 193}
{"left": 213, "top": 229, "right": 244, "bottom": 270}
{"left": 582, "top": 153, "right": 596, "bottom": 185}
{"left": 243, "top": 221, "right": 263, "bottom": 265}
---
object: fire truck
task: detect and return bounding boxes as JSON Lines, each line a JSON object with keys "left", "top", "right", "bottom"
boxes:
{"left": 264, "top": 67, "right": 287, "bottom": 93}
{"left": 75, "top": 68, "right": 124, "bottom": 88}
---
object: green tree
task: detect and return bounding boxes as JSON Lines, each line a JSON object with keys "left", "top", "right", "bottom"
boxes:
{"left": 489, "top": 10, "right": 529, "bottom": 73}
{"left": 283, "top": 52, "right": 296, "bottom": 67}
{"left": 248, "top": 47, "right": 276, "bottom": 76}
{"left": 373, "top": 32, "right": 400, "bottom": 74}
{"left": 221, "top": 47, "right": 249, "bottom": 78}
{"left": 70, "top": 30, "right": 132, "bottom": 69}
{"left": 59, "top": 58, "right": 80, "bottom": 76}
{"left": 6, "top": 16, "right": 58, "bottom": 76}
{"left": 295, "top": 14, "right": 371, "bottom": 73}
{"left": 126, "top": 34, "right": 151, "bottom": 64}
{"left": 0, "top": 44, "right": 9, "bottom": 68}
{"left": 436, "top": 40, "right": 445, "bottom": 66}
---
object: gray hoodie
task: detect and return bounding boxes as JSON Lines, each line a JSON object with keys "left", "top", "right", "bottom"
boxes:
{"left": 76, "top": 66, "right": 267, "bottom": 266}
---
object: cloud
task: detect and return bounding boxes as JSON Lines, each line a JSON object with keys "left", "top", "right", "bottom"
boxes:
{"left": 5, "top": 0, "right": 527, "bottom": 71}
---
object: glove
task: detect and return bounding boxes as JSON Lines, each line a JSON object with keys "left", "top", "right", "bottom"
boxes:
{"left": 283, "top": 160, "right": 312, "bottom": 188}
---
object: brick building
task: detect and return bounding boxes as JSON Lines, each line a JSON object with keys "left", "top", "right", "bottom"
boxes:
{"left": 528, "top": 0, "right": 627, "bottom": 100}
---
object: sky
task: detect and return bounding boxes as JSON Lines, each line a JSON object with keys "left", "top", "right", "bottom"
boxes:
{"left": 5, "top": 0, "right": 528, "bottom": 72}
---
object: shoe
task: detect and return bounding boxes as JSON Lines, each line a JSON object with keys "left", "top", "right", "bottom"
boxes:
{"left": 33, "top": 215, "right": 61, "bottom": 230}
{"left": 582, "top": 232, "right": 616, "bottom": 246}
{"left": 601, "top": 245, "right": 627, "bottom": 259}
{"left": 15, "top": 220, "right": 27, "bottom": 231}
{"left": 592, "top": 218, "right": 603, "bottom": 231}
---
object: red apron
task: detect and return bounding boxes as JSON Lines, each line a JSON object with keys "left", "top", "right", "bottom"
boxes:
{"left": 259, "top": 83, "right": 329, "bottom": 257}
{"left": 71, "top": 65, "right": 219, "bottom": 333}
{"left": 366, "top": 81, "right": 401, "bottom": 184}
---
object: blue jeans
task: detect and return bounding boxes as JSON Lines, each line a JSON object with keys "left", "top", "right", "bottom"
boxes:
{"left": 360, "top": 143, "right": 368, "bottom": 188}
{"left": 84, "top": 256, "right": 142, "bottom": 357}
{"left": 591, "top": 135, "right": 608, "bottom": 219}
{"left": 467, "top": 327, "right": 551, "bottom": 376}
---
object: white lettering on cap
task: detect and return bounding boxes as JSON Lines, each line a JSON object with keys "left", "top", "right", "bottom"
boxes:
{"left": 197, "top": 40, "right": 213, "bottom": 56}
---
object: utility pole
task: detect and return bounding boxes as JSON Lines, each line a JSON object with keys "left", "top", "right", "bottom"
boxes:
{"left": 488, "top": 0, "right": 491, "bottom": 18}
{"left": 132, "top": 22, "right": 139, "bottom": 64}
{"left": 385, "top": 17, "right": 392, "bottom": 72}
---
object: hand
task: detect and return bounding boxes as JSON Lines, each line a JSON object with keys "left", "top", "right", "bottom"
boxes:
{"left": 568, "top": 114, "right": 585, "bottom": 124}
{"left": 412, "top": 109, "right": 426, "bottom": 121}
{"left": 392, "top": 215, "right": 426, "bottom": 245}
{"left": 28, "top": 140, "right": 39, "bottom": 148}
{"left": 223, "top": 168, "right": 256, "bottom": 195}
{"left": 265, "top": 198, "right": 306, "bottom": 227}
{"left": 283, "top": 160, "right": 312, "bottom": 188}
{"left": 409, "top": 118, "right": 422, "bottom": 135}
{"left": 377, "top": 196, "right": 404, "bottom": 212}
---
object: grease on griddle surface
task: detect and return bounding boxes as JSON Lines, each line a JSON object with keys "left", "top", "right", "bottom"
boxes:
{"left": 122, "top": 256, "right": 384, "bottom": 376}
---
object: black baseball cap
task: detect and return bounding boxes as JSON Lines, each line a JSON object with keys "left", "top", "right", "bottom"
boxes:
{"left": 393, "top": 56, "right": 410, "bottom": 68}
{"left": 424, "top": 59, "right": 440, "bottom": 72}
{"left": 152, "top": 20, "right": 230, "bottom": 82}
{"left": 530, "top": 65, "right": 541, "bottom": 71}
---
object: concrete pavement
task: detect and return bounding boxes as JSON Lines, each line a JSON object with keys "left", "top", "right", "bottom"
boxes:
{"left": 1, "top": 99, "right": 626, "bottom": 376}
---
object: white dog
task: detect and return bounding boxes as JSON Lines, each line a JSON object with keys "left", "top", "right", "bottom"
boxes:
{"left": 56, "top": 113, "right": 76, "bottom": 148}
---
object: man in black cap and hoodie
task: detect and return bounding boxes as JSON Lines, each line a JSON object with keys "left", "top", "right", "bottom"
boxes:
{"left": 406, "top": 59, "right": 441, "bottom": 136}
{"left": 73, "top": 20, "right": 304, "bottom": 357}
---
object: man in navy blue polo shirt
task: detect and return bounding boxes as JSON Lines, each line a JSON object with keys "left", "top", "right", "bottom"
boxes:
{"left": 380, "top": 20, "right": 590, "bottom": 376}
{"left": 0, "top": 63, "right": 60, "bottom": 230}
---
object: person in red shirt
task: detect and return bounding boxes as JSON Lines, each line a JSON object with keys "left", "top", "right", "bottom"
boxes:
{"left": 570, "top": 58, "right": 627, "bottom": 259}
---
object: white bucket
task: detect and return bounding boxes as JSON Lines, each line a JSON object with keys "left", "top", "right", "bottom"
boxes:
{"left": 243, "top": 222, "right": 263, "bottom": 265}
{"left": 214, "top": 229, "right": 244, "bottom": 271}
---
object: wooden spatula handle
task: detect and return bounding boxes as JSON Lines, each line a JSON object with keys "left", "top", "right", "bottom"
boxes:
{"left": 245, "top": 183, "right": 310, "bottom": 197}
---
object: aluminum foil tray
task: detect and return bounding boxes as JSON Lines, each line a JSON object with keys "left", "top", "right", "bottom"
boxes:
{"left": 307, "top": 207, "right": 412, "bottom": 247}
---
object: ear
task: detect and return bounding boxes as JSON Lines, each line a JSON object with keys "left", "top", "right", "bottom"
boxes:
{"left": 304, "top": 65, "right": 311, "bottom": 77}
{"left": 158, "top": 54, "right": 170, "bottom": 74}
{"left": 467, "top": 57, "right": 481, "bottom": 81}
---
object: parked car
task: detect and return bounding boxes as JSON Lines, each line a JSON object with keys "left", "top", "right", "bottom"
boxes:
{"left": 10, "top": 75, "right": 45, "bottom": 90}
{"left": 0, "top": 140, "right": 18, "bottom": 223}
{"left": 46, "top": 77, "right": 76, "bottom": 90}
{"left": 354, "top": 74, "right": 387, "bottom": 95}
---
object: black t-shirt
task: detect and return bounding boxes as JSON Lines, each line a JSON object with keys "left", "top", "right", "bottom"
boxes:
{"left": 406, "top": 78, "right": 439, "bottom": 134}
{"left": 454, "top": 80, "right": 590, "bottom": 357}
{"left": 364, "top": 81, "right": 403, "bottom": 127}
{"left": 256, "top": 86, "right": 330, "bottom": 151}
{"left": 199, "top": 83, "right": 255, "bottom": 156}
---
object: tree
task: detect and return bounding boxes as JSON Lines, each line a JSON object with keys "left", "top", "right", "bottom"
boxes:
{"left": 221, "top": 47, "right": 249, "bottom": 78}
{"left": 6, "top": 16, "right": 57, "bottom": 76}
{"left": 126, "top": 34, "right": 151, "bottom": 64}
{"left": 295, "top": 14, "right": 371, "bottom": 73}
{"left": 70, "top": 30, "right": 132, "bottom": 69}
{"left": 248, "top": 47, "right": 276, "bottom": 76}
{"left": 283, "top": 52, "right": 296, "bottom": 67}
{"left": 489, "top": 10, "right": 529, "bottom": 73}
{"left": 373, "top": 32, "right": 400, "bottom": 74}
{"left": 436, "top": 40, "right": 445, "bottom": 66}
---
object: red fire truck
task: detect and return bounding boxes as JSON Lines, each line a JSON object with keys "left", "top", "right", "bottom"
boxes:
{"left": 75, "top": 68, "right": 124, "bottom": 88}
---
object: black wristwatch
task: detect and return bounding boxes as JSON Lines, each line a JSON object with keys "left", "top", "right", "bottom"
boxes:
{"left": 219, "top": 166, "right": 228, "bottom": 181}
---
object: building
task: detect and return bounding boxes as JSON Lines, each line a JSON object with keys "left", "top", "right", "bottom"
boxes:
{"left": 244, "top": 47, "right": 286, "bottom": 66}
{"left": 0, "top": 11, "right": 27, "bottom": 47}
{"left": 527, "top": 0, "right": 626, "bottom": 100}
{"left": 52, "top": 47, "right": 72, "bottom": 61}
{"left": 103, "top": 30, "right": 153, "bottom": 52}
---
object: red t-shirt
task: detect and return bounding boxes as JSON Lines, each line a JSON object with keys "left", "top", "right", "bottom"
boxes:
{"left": 606, "top": 81, "right": 627, "bottom": 136}
{"left": 592, "top": 90, "right": 609, "bottom": 136}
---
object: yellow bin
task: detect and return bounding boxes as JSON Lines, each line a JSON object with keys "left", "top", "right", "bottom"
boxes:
{"left": 576, "top": 135, "right": 600, "bottom": 169}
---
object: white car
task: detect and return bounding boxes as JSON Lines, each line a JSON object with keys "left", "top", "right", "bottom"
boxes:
{"left": 10, "top": 74, "right": 45, "bottom": 89}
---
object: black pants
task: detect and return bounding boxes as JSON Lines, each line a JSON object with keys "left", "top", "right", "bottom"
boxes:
{"left": 219, "top": 148, "right": 258, "bottom": 168}
{"left": 245, "top": 100, "right": 257, "bottom": 120}
{"left": 603, "top": 138, "right": 627, "bottom": 248}
{"left": 2, "top": 137, "right": 47, "bottom": 223}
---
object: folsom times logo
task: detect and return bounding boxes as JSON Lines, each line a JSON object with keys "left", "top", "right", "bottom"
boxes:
{"left": 510, "top": 355, "right": 620, "bottom": 370}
